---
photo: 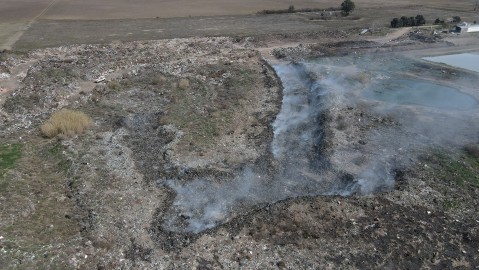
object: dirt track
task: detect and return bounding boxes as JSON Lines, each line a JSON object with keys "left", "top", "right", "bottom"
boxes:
{"left": 4, "top": 0, "right": 479, "bottom": 50}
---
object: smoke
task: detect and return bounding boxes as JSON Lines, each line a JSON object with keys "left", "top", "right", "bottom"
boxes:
{"left": 160, "top": 54, "right": 479, "bottom": 233}
{"left": 161, "top": 168, "right": 268, "bottom": 233}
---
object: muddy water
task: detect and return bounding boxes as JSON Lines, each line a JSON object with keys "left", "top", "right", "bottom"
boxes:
{"left": 363, "top": 79, "right": 477, "bottom": 110}
{"left": 424, "top": 53, "right": 479, "bottom": 73}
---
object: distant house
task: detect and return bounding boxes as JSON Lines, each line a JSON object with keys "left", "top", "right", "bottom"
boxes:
{"left": 456, "top": 22, "right": 479, "bottom": 33}
{"left": 468, "top": 24, "right": 479, "bottom": 32}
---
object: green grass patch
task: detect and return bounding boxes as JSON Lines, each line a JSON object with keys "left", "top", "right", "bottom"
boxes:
{"left": 49, "top": 143, "right": 73, "bottom": 176}
{"left": 443, "top": 198, "right": 461, "bottom": 210}
{"left": 0, "top": 143, "right": 23, "bottom": 191}
{"left": 166, "top": 68, "right": 256, "bottom": 147}
{"left": 428, "top": 149, "right": 479, "bottom": 187}
{"left": 0, "top": 141, "right": 78, "bottom": 249}
{"left": 29, "top": 66, "right": 81, "bottom": 85}
{"left": 168, "top": 79, "right": 218, "bottom": 146}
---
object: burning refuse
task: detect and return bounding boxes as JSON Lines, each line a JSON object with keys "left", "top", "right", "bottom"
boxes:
{"left": 161, "top": 53, "right": 479, "bottom": 233}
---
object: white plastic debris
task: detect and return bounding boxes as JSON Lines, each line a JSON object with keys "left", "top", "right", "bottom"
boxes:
{"left": 94, "top": 76, "right": 106, "bottom": 83}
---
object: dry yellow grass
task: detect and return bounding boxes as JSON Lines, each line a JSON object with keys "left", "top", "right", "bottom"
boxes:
{"left": 41, "top": 109, "right": 92, "bottom": 138}
{"left": 178, "top": 78, "right": 190, "bottom": 90}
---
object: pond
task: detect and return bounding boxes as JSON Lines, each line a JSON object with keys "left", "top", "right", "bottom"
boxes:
{"left": 423, "top": 53, "right": 479, "bottom": 73}
{"left": 363, "top": 79, "right": 477, "bottom": 110}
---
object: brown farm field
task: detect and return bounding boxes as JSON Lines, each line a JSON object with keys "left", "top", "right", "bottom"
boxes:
{"left": 2, "top": 0, "right": 475, "bottom": 21}
{"left": 1, "top": 0, "right": 478, "bottom": 49}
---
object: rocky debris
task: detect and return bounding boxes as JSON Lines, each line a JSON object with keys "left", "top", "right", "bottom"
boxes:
{"left": 0, "top": 36, "right": 282, "bottom": 268}
{"left": 408, "top": 30, "right": 443, "bottom": 43}
{"left": 271, "top": 44, "right": 312, "bottom": 59}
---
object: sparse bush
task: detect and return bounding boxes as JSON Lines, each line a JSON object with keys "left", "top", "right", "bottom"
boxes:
{"left": 178, "top": 78, "right": 190, "bottom": 90}
{"left": 41, "top": 109, "right": 92, "bottom": 138}
{"left": 452, "top": 16, "right": 461, "bottom": 23}
{"left": 107, "top": 81, "right": 121, "bottom": 90}
{"left": 151, "top": 75, "right": 167, "bottom": 85}
{"left": 464, "top": 144, "right": 479, "bottom": 158}
{"left": 434, "top": 18, "right": 444, "bottom": 25}
{"left": 258, "top": 6, "right": 323, "bottom": 14}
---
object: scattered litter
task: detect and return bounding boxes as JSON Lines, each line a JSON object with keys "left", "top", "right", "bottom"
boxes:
{"left": 94, "top": 76, "right": 106, "bottom": 83}
{"left": 359, "top": 29, "right": 369, "bottom": 35}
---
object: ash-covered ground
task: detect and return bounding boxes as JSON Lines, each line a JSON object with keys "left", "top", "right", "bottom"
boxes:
{"left": 1, "top": 32, "right": 479, "bottom": 269}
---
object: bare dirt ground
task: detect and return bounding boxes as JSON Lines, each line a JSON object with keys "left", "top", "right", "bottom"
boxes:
{"left": 2, "top": 0, "right": 479, "bottom": 50}
{"left": 1, "top": 1, "right": 479, "bottom": 269}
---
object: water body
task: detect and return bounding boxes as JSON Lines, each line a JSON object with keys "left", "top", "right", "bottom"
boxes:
{"left": 363, "top": 79, "right": 477, "bottom": 110}
{"left": 423, "top": 53, "right": 479, "bottom": 73}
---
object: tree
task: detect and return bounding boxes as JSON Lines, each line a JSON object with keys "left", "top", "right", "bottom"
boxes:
{"left": 415, "top": 15, "right": 426, "bottom": 25}
{"left": 391, "top": 18, "right": 400, "bottom": 28}
{"left": 340, "top": 0, "right": 355, "bottom": 16}
{"left": 453, "top": 16, "right": 461, "bottom": 23}
{"left": 409, "top": 17, "right": 417, "bottom": 26}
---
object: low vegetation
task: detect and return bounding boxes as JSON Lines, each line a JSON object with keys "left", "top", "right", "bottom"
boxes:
{"left": 464, "top": 143, "right": 479, "bottom": 158}
{"left": 40, "top": 109, "right": 92, "bottom": 138}
{"left": 0, "top": 143, "right": 22, "bottom": 183}
{"left": 0, "top": 142, "right": 79, "bottom": 268}
{"left": 258, "top": 5, "right": 328, "bottom": 15}
{"left": 258, "top": 1, "right": 355, "bottom": 16}
{"left": 427, "top": 149, "right": 479, "bottom": 187}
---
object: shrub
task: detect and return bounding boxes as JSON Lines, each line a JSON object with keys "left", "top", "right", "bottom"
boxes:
{"left": 340, "top": 0, "right": 355, "bottom": 16}
{"left": 41, "top": 109, "right": 92, "bottom": 138}
{"left": 178, "top": 78, "right": 190, "bottom": 90}
{"left": 464, "top": 144, "right": 479, "bottom": 158}
{"left": 107, "top": 81, "right": 121, "bottom": 90}
{"left": 258, "top": 6, "right": 323, "bottom": 14}
{"left": 452, "top": 16, "right": 461, "bottom": 23}
{"left": 150, "top": 75, "right": 167, "bottom": 85}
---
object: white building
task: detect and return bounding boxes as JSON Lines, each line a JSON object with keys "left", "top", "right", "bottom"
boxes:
{"left": 467, "top": 24, "right": 479, "bottom": 33}
{"left": 456, "top": 22, "right": 479, "bottom": 33}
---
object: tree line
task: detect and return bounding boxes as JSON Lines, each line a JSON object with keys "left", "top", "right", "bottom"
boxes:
{"left": 391, "top": 15, "right": 426, "bottom": 28}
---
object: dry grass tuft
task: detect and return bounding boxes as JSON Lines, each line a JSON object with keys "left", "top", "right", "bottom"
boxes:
{"left": 464, "top": 144, "right": 479, "bottom": 158}
{"left": 178, "top": 78, "right": 190, "bottom": 90}
{"left": 41, "top": 109, "right": 92, "bottom": 138}
{"left": 151, "top": 75, "right": 167, "bottom": 85}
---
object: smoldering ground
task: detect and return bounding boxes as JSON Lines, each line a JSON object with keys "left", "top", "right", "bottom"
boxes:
{"left": 157, "top": 53, "right": 479, "bottom": 234}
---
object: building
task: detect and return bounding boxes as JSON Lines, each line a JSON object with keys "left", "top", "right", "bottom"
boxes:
{"left": 456, "top": 22, "right": 479, "bottom": 33}
{"left": 467, "top": 24, "right": 479, "bottom": 33}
